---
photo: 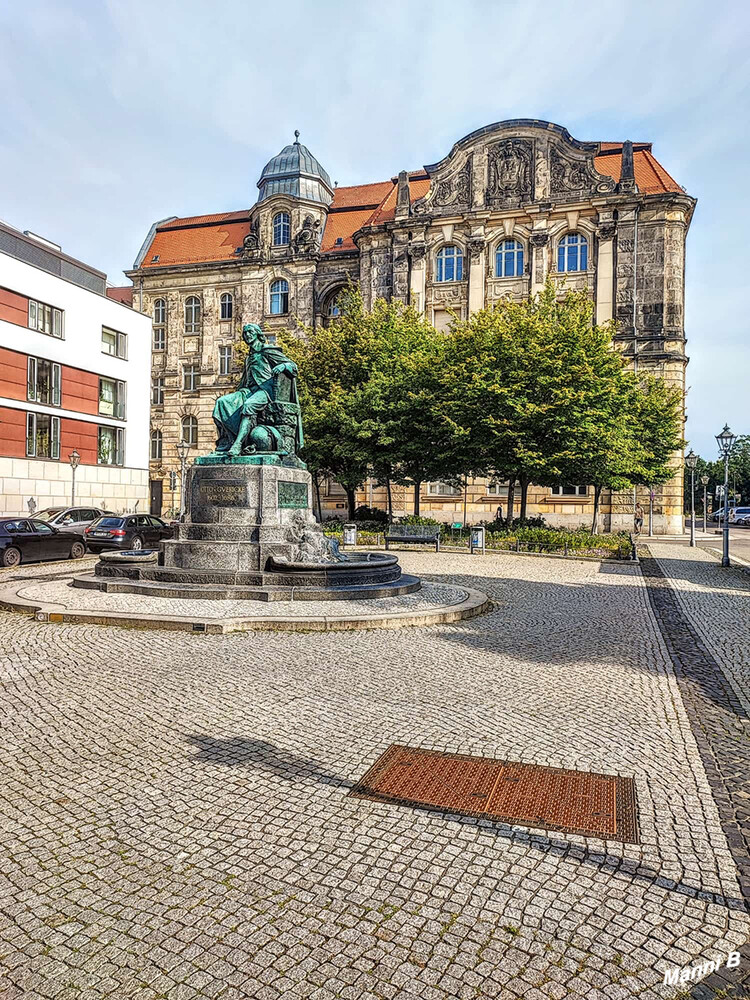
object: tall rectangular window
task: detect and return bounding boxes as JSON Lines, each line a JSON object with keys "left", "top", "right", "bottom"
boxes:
{"left": 183, "top": 365, "right": 200, "bottom": 391}
{"left": 153, "top": 327, "right": 166, "bottom": 351}
{"left": 152, "top": 376, "right": 165, "bottom": 405}
{"left": 551, "top": 485, "right": 588, "bottom": 496}
{"left": 98, "top": 426, "right": 125, "bottom": 466}
{"left": 28, "top": 299, "right": 63, "bottom": 338}
{"left": 25, "top": 412, "right": 60, "bottom": 459}
{"left": 102, "top": 326, "right": 127, "bottom": 358}
{"left": 218, "top": 346, "right": 232, "bottom": 376}
{"left": 27, "top": 357, "right": 62, "bottom": 406}
{"left": 99, "top": 378, "right": 127, "bottom": 419}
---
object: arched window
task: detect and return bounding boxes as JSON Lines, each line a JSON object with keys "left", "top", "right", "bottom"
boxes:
{"left": 323, "top": 288, "right": 344, "bottom": 325}
{"left": 150, "top": 429, "right": 162, "bottom": 461}
{"left": 184, "top": 296, "right": 201, "bottom": 333}
{"left": 270, "top": 278, "right": 289, "bottom": 315}
{"left": 220, "top": 292, "right": 233, "bottom": 321}
{"left": 435, "top": 245, "right": 463, "bottom": 283}
{"left": 181, "top": 415, "right": 198, "bottom": 447}
{"left": 557, "top": 233, "right": 588, "bottom": 273}
{"left": 153, "top": 298, "right": 166, "bottom": 325}
{"left": 495, "top": 239, "right": 524, "bottom": 278}
{"left": 273, "top": 212, "right": 290, "bottom": 247}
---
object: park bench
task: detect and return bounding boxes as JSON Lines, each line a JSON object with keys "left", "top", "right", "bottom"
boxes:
{"left": 384, "top": 524, "right": 441, "bottom": 552}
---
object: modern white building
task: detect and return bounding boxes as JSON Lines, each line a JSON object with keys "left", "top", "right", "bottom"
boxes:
{"left": 0, "top": 222, "right": 151, "bottom": 515}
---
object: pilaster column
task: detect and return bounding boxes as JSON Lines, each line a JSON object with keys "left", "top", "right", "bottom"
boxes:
{"left": 408, "top": 242, "right": 426, "bottom": 314}
{"left": 596, "top": 222, "right": 616, "bottom": 325}
{"left": 468, "top": 239, "right": 485, "bottom": 315}
{"left": 530, "top": 232, "right": 549, "bottom": 296}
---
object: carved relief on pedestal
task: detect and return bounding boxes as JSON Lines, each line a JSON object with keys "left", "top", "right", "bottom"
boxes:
{"left": 534, "top": 145, "right": 551, "bottom": 201}
{"left": 486, "top": 139, "right": 533, "bottom": 207}
{"left": 431, "top": 285, "right": 466, "bottom": 305}
{"left": 550, "top": 147, "right": 616, "bottom": 199}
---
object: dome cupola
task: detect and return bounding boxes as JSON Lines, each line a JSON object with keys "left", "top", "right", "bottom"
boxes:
{"left": 257, "top": 131, "right": 334, "bottom": 206}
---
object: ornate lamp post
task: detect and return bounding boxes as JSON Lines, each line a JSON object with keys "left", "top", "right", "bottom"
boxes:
{"left": 176, "top": 437, "right": 192, "bottom": 521}
{"left": 701, "top": 474, "right": 709, "bottom": 534}
{"left": 69, "top": 449, "right": 81, "bottom": 506}
{"left": 716, "top": 424, "right": 736, "bottom": 568}
{"left": 685, "top": 449, "right": 697, "bottom": 547}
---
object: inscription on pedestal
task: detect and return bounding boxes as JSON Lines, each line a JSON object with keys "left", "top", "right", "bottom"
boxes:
{"left": 278, "top": 481, "right": 309, "bottom": 509}
{"left": 199, "top": 480, "right": 248, "bottom": 506}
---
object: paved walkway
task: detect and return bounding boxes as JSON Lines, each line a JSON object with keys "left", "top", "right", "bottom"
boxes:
{"left": 1, "top": 547, "right": 749, "bottom": 999}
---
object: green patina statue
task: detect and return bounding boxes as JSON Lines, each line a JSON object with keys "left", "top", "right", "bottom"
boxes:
{"left": 207, "top": 323, "right": 304, "bottom": 465}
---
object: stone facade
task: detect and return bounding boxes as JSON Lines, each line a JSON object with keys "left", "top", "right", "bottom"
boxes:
{"left": 126, "top": 120, "right": 695, "bottom": 533}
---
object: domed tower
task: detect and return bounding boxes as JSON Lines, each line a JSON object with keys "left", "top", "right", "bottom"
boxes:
{"left": 257, "top": 131, "right": 334, "bottom": 207}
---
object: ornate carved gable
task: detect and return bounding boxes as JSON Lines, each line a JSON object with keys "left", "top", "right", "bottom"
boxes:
{"left": 414, "top": 120, "right": 618, "bottom": 217}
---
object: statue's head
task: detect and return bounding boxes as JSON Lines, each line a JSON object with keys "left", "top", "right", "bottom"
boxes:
{"left": 242, "top": 323, "right": 265, "bottom": 348}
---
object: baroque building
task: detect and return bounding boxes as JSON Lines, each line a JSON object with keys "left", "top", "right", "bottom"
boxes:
{"left": 126, "top": 120, "right": 695, "bottom": 532}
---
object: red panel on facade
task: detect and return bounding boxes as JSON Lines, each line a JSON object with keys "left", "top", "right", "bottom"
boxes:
{"left": 0, "top": 347, "right": 28, "bottom": 402}
{"left": 61, "top": 418, "right": 97, "bottom": 466}
{"left": 0, "top": 406, "right": 27, "bottom": 458}
{"left": 0, "top": 287, "right": 29, "bottom": 328}
{"left": 62, "top": 367, "right": 99, "bottom": 416}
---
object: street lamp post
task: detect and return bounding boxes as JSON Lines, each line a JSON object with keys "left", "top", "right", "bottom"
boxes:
{"left": 176, "top": 437, "right": 192, "bottom": 521}
{"left": 716, "top": 424, "right": 737, "bottom": 568}
{"left": 685, "top": 449, "right": 697, "bottom": 547}
{"left": 68, "top": 449, "right": 81, "bottom": 506}
{"left": 701, "top": 474, "right": 709, "bottom": 534}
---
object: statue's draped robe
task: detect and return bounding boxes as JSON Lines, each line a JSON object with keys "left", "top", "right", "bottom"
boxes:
{"left": 213, "top": 345, "right": 303, "bottom": 453}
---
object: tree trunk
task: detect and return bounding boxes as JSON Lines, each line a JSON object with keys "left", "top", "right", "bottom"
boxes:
{"left": 519, "top": 476, "right": 529, "bottom": 523}
{"left": 506, "top": 480, "right": 516, "bottom": 525}
{"left": 386, "top": 477, "right": 393, "bottom": 523}
{"left": 591, "top": 484, "right": 602, "bottom": 534}
{"left": 346, "top": 487, "right": 357, "bottom": 521}
{"left": 314, "top": 473, "right": 323, "bottom": 523}
{"left": 413, "top": 480, "right": 421, "bottom": 516}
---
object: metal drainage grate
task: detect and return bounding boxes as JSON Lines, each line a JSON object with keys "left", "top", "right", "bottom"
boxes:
{"left": 350, "top": 745, "right": 639, "bottom": 844}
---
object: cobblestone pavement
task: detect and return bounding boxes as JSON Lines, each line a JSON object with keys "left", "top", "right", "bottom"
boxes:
{"left": 1, "top": 549, "right": 749, "bottom": 999}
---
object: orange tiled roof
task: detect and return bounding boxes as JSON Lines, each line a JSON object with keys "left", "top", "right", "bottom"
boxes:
{"left": 137, "top": 143, "right": 685, "bottom": 267}
{"left": 105, "top": 285, "right": 133, "bottom": 306}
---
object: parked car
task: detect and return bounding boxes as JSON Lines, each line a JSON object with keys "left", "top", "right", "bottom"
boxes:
{"left": 0, "top": 518, "right": 87, "bottom": 567}
{"left": 711, "top": 507, "right": 729, "bottom": 522}
{"left": 35, "top": 505, "right": 116, "bottom": 535}
{"left": 84, "top": 514, "right": 174, "bottom": 553}
{"left": 730, "top": 507, "right": 750, "bottom": 526}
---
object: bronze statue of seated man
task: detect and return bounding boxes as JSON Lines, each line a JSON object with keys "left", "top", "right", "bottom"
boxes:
{"left": 212, "top": 323, "right": 303, "bottom": 457}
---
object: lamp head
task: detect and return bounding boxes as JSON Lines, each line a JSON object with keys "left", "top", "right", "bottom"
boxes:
{"left": 685, "top": 449, "right": 698, "bottom": 470}
{"left": 700, "top": 475, "right": 709, "bottom": 485}
{"left": 69, "top": 449, "right": 81, "bottom": 470}
{"left": 716, "top": 424, "right": 736, "bottom": 458}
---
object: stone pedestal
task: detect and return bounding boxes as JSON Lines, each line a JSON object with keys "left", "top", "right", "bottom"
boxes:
{"left": 161, "top": 461, "right": 315, "bottom": 574}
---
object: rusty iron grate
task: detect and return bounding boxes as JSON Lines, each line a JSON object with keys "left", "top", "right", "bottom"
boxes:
{"left": 350, "top": 745, "right": 638, "bottom": 844}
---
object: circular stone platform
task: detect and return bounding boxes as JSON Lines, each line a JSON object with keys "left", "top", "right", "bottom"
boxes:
{"left": 0, "top": 574, "right": 490, "bottom": 633}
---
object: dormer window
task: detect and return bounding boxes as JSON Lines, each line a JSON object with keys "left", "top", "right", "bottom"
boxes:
{"left": 435, "top": 245, "right": 463, "bottom": 283}
{"left": 273, "top": 212, "right": 291, "bottom": 247}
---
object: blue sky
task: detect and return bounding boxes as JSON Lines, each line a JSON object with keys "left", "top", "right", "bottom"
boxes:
{"left": 1, "top": 0, "right": 747, "bottom": 457}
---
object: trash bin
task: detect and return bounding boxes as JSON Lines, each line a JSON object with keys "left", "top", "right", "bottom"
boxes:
{"left": 470, "top": 525, "right": 485, "bottom": 555}
{"left": 342, "top": 523, "right": 357, "bottom": 547}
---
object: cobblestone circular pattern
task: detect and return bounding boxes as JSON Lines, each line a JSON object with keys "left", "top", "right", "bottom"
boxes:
{"left": 1, "top": 549, "right": 750, "bottom": 999}
{"left": 0, "top": 574, "right": 490, "bottom": 632}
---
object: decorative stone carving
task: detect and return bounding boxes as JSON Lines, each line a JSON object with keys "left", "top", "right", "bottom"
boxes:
{"left": 242, "top": 218, "right": 260, "bottom": 251}
{"left": 529, "top": 232, "right": 549, "bottom": 248}
{"left": 534, "top": 147, "right": 550, "bottom": 200}
{"left": 550, "top": 147, "right": 616, "bottom": 198}
{"left": 431, "top": 158, "right": 472, "bottom": 211}
{"left": 487, "top": 139, "right": 533, "bottom": 206}
{"left": 467, "top": 239, "right": 484, "bottom": 262}
{"left": 294, "top": 215, "right": 321, "bottom": 253}
{"left": 598, "top": 222, "right": 617, "bottom": 241}
{"left": 408, "top": 242, "right": 426, "bottom": 262}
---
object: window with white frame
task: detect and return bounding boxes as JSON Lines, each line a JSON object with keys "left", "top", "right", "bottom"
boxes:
{"left": 98, "top": 425, "right": 124, "bottom": 466}
{"left": 218, "top": 345, "right": 233, "bottom": 376}
{"left": 151, "top": 376, "right": 164, "bottom": 406}
{"left": 551, "top": 485, "right": 588, "bottom": 496}
{"left": 270, "top": 279, "right": 289, "bottom": 315}
{"left": 427, "top": 481, "right": 462, "bottom": 496}
{"left": 26, "top": 412, "right": 60, "bottom": 459}
{"left": 435, "top": 245, "right": 463, "bottom": 282}
{"left": 153, "top": 298, "right": 166, "bottom": 350}
{"left": 495, "top": 239, "right": 524, "bottom": 277}
{"left": 557, "top": 233, "right": 588, "bottom": 273}
{"left": 220, "top": 292, "right": 233, "bottom": 321}
{"left": 102, "top": 326, "right": 127, "bottom": 358}
{"left": 28, "top": 299, "right": 63, "bottom": 338}
{"left": 181, "top": 415, "right": 198, "bottom": 446}
{"left": 99, "top": 377, "right": 127, "bottom": 419}
{"left": 27, "top": 358, "right": 61, "bottom": 406}
{"left": 486, "top": 482, "right": 507, "bottom": 495}
{"left": 184, "top": 296, "right": 201, "bottom": 333}
{"left": 150, "top": 429, "right": 162, "bottom": 461}
{"left": 183, "top": 365, "right": 200, "bottom": 391}
{"left": 273, "top": 212, "right": 291, "bottom": 246}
